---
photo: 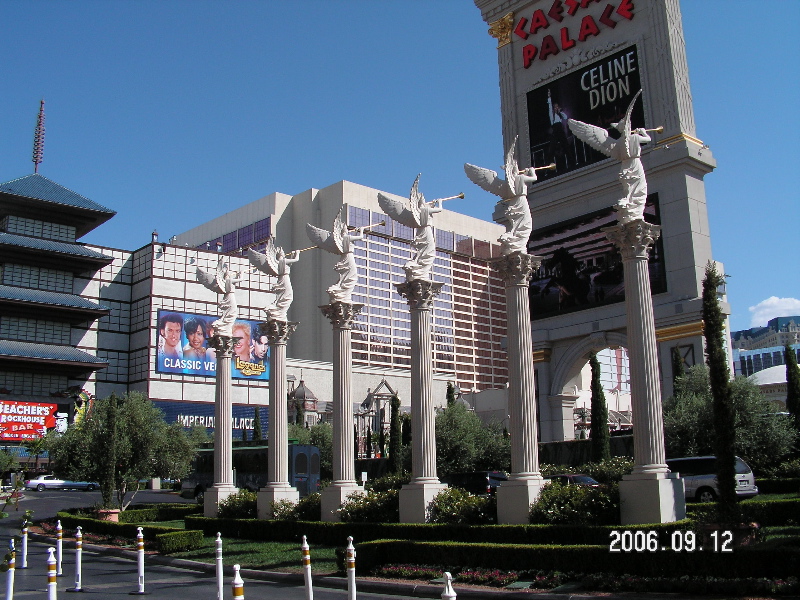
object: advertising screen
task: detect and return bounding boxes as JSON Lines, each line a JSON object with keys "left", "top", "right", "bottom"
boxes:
{"left": 528, "top": 193, "right": 666, "bottom": 320}
{"left": 0, "top": 401, "right": 60, "bottom": 440}
{"left": 526, "top": 45, "right": 645, "bottom": 180}
{"left": 155, "top": 310, "right": 270, "bottom": 380}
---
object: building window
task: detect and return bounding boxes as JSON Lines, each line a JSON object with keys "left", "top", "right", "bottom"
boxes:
{"left": 349, "top": 206, "right": 370, "bottom": 228}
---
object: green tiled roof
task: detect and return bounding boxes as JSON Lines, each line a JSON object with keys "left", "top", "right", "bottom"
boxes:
{"left": 0, "top": 232, "right": 113, "bottom": 261}
{"left": 0, "top": 285, "right": 110, "bottom": 312}
{"left": 0, "top": 174, "right": 114, "bottom": 215}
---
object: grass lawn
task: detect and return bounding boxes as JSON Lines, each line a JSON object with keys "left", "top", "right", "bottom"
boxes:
{"left": 169, "top": 537, "right": 339, "bottom": 574}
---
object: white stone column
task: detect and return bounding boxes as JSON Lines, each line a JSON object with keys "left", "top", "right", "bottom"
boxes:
{"left": 605, "top": 220, "right": 685, "bottom": 524}
{"left": 204, "top": 335, "right": 239, "bottom": 517}
{"left": 319, "top": 302, "right": 364, "bottom": 521}
{"left": 492, "top": 252, "right": 545, "bottom": 524}
{"left": 257, "top": 319, "right": 300, "bottom": 519}
{"left": 396, "top": 280, "right": 447, "bottom": 523}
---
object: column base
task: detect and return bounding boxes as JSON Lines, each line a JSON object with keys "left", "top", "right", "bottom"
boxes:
{"left": 321, "top": 482, "right": 364, "bottom": 522}
{"left": 619, "top": 473, "right": 686, "bottom": 524}
{"left": 399, "top": 479, "right": 448, "bottom": 524}
{"left": 496, "top": 475, "right": 545, "bottom": 524}
{"left": 257, "top": 485, "right": 300, "bottom": 519}
{"left": 203, "top": 485, "right": 239, "bottom": 518}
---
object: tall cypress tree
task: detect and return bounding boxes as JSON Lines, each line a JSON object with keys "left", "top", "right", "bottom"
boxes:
{"left": 252, "top": 406, "right": 262, "bottom": 441}
{"left": 366, "top": 426, "right": 372, "bottom": 458}
{"left": 378, "top": 422, "right": 386, "bottom": 457}
{"left": 702, "top": 262, "right": 737, "bottom": 521}
{"left": 785, "top": 344, "right": 800, "bottom": 433}
{"left": 388, "top": 394, "right": 402, "bottom": 474}
{"left": 671, "top": 346, "right": 686, "bottom": 385}
{"left": 446, "top": 382, "right": 456, "bottom": 407}
{"left": 588, "top": 352, "right": 611, "bottom": 462}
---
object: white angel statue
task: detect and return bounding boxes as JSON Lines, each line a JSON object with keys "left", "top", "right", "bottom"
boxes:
{"left": 464, "top": 136, "right": 538, "bottom": 255}
{"left": 567, "top": 89, "right": 651, "bottom": 224}
{"left": 248, "top": 237, "right": 299, "bottom": 322}
{"left": 377, "top": 175, "right": 443, "bottom": 281}
{"left": 305, "top": 207, "right": 365, "bottom": 304}
{"left": 196, "top": 257, "right": 242, "bottom": 337}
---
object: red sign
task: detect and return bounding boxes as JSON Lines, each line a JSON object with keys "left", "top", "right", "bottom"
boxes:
{"left": 0, "top": 401, "right": 58, "bottom": 440}
{"left": 515, "top": 0, "right": 636, "bottom": 68}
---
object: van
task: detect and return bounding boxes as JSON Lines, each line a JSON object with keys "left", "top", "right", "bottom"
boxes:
{"left": 666, "top": 455, "right": 758, "bottom": 502}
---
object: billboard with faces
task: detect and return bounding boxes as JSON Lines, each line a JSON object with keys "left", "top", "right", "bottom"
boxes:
{"left": 155, "top": 310, "right": 270, "bottom": 380}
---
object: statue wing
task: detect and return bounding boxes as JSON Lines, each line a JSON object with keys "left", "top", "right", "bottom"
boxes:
{"left": 377, "top": 192, "right": 419, "bottom": 228}
{"left": 196, "top": 266, "right": 223, "bottom": 294}
{"left": 619, "top": 89, "right": 643, "bottom": 156}
{"left": 503, "top": 137, "right": 519, "bottom": 188}
{"left": 409, "top": 174, "right": 424, "bottom": 226}
{"left": 567, "top": 119, "right": 615, "bottom": 156}
{"left": 332, "top": 206, "right": 348, "bottom": 253}
{"left": 305, "top": 222, "right": 342, "bottom": 255}
{"left": 247, "top": 237, "right": 280, "bottom": 277}
{"left": 464, "top": 163, "right": 513, "bottom": 198}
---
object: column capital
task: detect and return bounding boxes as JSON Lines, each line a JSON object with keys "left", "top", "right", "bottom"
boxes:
{"left": 491, "top": 252, "right": 542, "bottom": 286}
{"left": 395, "top": 279, "right": 443, "bottom": 310}
{"left": 603, "top": 220, "right": 662, "bottom": 260}
{"left": 488, "top": 11, "right": 514, "bottom": 48}
{"left": 320, "top": 302, "right": 364, "bottom": 329}
{"left": 259, "top": 320, "right": 298, "bottom": 345}
{"left": 208, "top": 335, "right": 238, "bottom": 356}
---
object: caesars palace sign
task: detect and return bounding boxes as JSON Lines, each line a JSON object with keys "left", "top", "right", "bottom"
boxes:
{"left": 513, "top": 0, "right": 636, "bottom": 68}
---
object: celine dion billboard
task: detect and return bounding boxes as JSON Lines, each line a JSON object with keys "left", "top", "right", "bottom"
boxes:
{"left": 526, "top": 44, "right": 645, "bottom": 179}
{"left": 155, "top": 310, "right": 270, "bottom": 380}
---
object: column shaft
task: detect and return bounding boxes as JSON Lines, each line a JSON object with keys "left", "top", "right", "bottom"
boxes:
{"left": 210, "top": 336, "right": 235, "bottom": 488}
{"left": 333, "top": 324, "right": 355, "bottom": 483}
{"left": 268, "top": 343, "right": 288, "bottom": 484}
{"left": 410, "top": 305, "right": 437, "bottom": 481}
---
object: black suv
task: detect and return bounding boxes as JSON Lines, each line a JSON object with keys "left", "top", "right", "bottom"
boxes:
{"left": 441, "top": 471, "right": 507, "bottom": 496}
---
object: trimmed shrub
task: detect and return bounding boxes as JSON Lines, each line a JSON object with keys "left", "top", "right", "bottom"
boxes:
{"left": 366, "top": 472, "right": 410, "bottom": 493}
{"left": 757, "top": 478, "right": 800, "bottom": 495}
{"left": 156, "top": 530, "right": 204, "bottom": 554}
{"left": 217, "top": 490, "right": 257, "bottom": 519}
{"left": 529, "top": 482, "right": 619, "bottom": 525}
{"left": 687, "top": 497, "right": 800, "bottom": 526}
{"left": 339, "top": 489, "right": 399, "bottom": 523}
{"left": 296, "top": 492, "right": 322, "bottom": 521}
{"left": 427, "top": 488, "right": 496, "bottom": 525}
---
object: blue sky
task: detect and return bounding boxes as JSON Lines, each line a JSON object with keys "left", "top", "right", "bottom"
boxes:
{"left": 2, "top": 1, "right": 798, "bottom": 333}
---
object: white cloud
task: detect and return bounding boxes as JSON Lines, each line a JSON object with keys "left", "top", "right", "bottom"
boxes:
{"left": 748, "top": 297, "right": 800, "bottom": 327}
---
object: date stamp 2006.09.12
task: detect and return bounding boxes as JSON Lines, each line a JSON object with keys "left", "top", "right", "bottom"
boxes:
{"left": 609, "top": 530, "right": 734, "bottom": 553}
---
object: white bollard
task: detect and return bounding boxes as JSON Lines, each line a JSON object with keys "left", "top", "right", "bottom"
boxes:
{"left": 19, "top": 520, "right": 28, "bottom": 570}
{"left": 5, "top": 539, "right": 15, "bottom": 600}
{"left": 56, "top": 521, "right": 63, "bottom": 576}
{"left": 441, "top": 572, "right": 457, "bottom": 600}
{"left": 47, "top": 547, "right": 57, "bottom": 600}
{"left": 301, "top": 535, "right": 313, "bottom": 600}
{"left": 215, "top": 533, "right": 223, "bottom": 600}
{"left": 345, "top": 536, "right": 356, "bottom": 600}
{"left": 131, "top": 527, "right": 145, "bottom": 595}
{"left": 231, "top": 564, "right": 244, "bottom": 600}
{"left": 67, "top": 527, "right": 82, "bottom": 592}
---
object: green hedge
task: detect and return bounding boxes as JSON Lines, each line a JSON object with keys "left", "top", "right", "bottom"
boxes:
{"left": 55, "top": 512, "right": 182, "bottom": 542}
{"left": 351, "top": 539, "right": 800, "bottom": 578}
{"left": 184, "top": 515, "right": 692, "bottom": 547}
{"left": 155, "top": 530, "right": 204, "bottom": 554}
{"left": 756, "top": 478, "right": 800, "bottom": 495}
{"left": 686, "top": 498, "right": 800, "bottom": 526}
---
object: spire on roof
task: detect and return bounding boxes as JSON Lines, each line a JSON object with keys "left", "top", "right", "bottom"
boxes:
{"left": 32, "top": 99, "right": 46, "bottom": 174}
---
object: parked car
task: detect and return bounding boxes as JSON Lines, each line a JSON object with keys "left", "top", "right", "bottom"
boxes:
{"left": 666, "top": 455, "right": 758, "bottom": 502}
{"left": 440, "top": 471, "right": 507, "bottom": 496}
{"left": 24, "top": 475, "right": 98, "bottom": 492}
{"left": 543, "top": 474, "right": 600, "bottom": 487}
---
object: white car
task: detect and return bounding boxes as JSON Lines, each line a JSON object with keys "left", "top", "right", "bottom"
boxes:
{"left": 24, "top": 475, "right": 98, "bottom": 492}
{"left": 666, "top": 455, "right": 758, "bottom": 502}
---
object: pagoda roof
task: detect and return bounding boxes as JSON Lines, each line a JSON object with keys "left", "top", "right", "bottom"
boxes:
{"left": 0, "top": 284, "right": 110, "bottom": 323}
{"left": 0, "top": 339, "right": 107, "bottom": 375}
{"left": 0, "top": 174, "right": 115, "bottom": 237}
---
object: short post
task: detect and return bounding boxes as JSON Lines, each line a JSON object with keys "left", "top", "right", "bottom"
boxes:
{"left": 345, "top": 536, "right": 356, "bottom": 600}
{"left": 5, "top": 539, "right": 15, "bottom": 600}
{"left": 442, "top": 572, "right": 456, "bottom": 600}
{"left": 231, "top": 564, "right": 244, "bottom": 600}
{"left": 215, "top": 533, "right": 223, "bottom": 600}
{"left": 56, "top": 521, "right": 63, "bottom": 576}
{"left": 66, "top": 527, "right": 82, "bottom": 592}
{"left": 301, "top": 535, "right": 313, "bottom": 600}
{"left": 19, "top": 520, "right": 28, "bottom": 569}
{"left": 129, "top": 527, "right": 145, "bottom": 595}
{"left": 47, "top": 547, "right": 57, "bottom": 600}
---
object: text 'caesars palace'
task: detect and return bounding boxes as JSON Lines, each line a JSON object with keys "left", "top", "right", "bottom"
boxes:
{"left": 0, "top": 0, "right": 720, "bottom": 451}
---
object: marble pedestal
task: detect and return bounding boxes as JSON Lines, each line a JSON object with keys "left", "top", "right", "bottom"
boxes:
{"left": 492, "top": 253, "right": 545, "bottom": 524}
{"left": 205, "top": 334, "right": 239, "bottom": 517}
{"left": 605, "top": 220, "right": 685, "bottom": 523}
{"left": 320, "top": 302, "right": 365, "bottom": 522}
{"left": 396, "top": 280, "right": 446, "bottom": 523}
{"left": 257, "top": 319, "right": 300, "bottom": 520}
